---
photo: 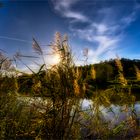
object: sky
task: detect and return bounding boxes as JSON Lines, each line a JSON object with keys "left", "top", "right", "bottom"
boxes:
{"left": 0, "top": 0, "right": 140, "bottom": 71}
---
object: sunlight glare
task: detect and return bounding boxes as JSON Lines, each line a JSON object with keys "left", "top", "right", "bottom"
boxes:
{"left": 51, "top": 54, "right": 60, "bottom": 65}
{"left": 53, "top": 54, "right": 60, "bottom": 65}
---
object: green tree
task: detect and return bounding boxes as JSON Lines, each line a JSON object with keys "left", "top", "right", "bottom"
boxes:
{"left": 96, "top": 63, "right": 113, "bottom": 83}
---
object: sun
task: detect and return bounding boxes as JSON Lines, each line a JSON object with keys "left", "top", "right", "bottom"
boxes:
{"left": 52, "top": 54, "right": 60, "bottom": 65}
{"left": 44, "top": 53, "right": 61, "bottom": 66}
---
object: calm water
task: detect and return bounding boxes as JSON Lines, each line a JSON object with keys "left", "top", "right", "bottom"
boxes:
{"left": 81, "top": 99, "right": 140, "bottom": 126}
{"left": 18, "top": 97, "right": 140, "bottom": 126}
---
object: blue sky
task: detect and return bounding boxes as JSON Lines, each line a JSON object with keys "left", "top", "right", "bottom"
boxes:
{"left": 0, "top": 0, "right": 140, "bottom": 70}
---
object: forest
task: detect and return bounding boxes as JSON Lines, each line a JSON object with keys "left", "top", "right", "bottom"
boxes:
{"left": 1, "top": 57, "right": 140, "bottom": 98}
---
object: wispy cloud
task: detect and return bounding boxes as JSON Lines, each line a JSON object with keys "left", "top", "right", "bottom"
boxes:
{"left": 64, "top": 11, "right": 88, "bottom": 22}
{"left": 121, "top": 11, "right": 136, "bottom": 26}
{"left": 51, "top": 0, "right": 89, "bottom": 22}
{"left": 51, "top": 0, "right": 140, "bottom": 63}
{"left": 52, "top": 0, "right": 77, "bottom": 10}
{"left": 72, "top": 22, "right": 120, "bottom": 63}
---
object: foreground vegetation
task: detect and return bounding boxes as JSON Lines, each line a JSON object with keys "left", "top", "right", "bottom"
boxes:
{"left": 0, "top": 33, "right": 140, "bottom": 139}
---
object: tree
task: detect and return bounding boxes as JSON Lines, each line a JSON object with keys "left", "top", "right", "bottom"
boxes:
{"left": 95, "top": 63, "right": 113, "bottom": 87}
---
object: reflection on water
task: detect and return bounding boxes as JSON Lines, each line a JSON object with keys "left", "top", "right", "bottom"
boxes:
{"left": 18, "top": 97, "right": 140, "bottom": 126}
{"left": 81, "top": 99, "right": 140, "bottom": 126}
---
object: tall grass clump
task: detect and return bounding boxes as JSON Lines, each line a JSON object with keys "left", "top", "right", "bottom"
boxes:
{"left": 29, "top": 32, "right": 85, "bottom": 139}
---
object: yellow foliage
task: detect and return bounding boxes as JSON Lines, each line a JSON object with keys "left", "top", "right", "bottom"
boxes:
{"left": 135, "top": 65, "right": 140, "bottom": 80}
{"left": 82, "top": 83, "right": 86, "bottom": 94}
{"left": 74, "top": 79, "right": 80, "bottom": 96}
{"left": 32, "top": 80, "right": 41, "bottom": 93}
{"left": 115, "top": 57, "right": 127, "bottom": 86}
{"left": 118, "top": 73, "right": 127, "bottom": 85}
{"left": 91, "top": 66, "right": 96, "bottom": 80}
{"left": 115, "top": 58, "right": 123, "bottom": 72}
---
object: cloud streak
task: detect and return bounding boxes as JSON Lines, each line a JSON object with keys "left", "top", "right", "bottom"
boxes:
{"left": 0, "top": 36, "right": 31, "bottom": 43}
